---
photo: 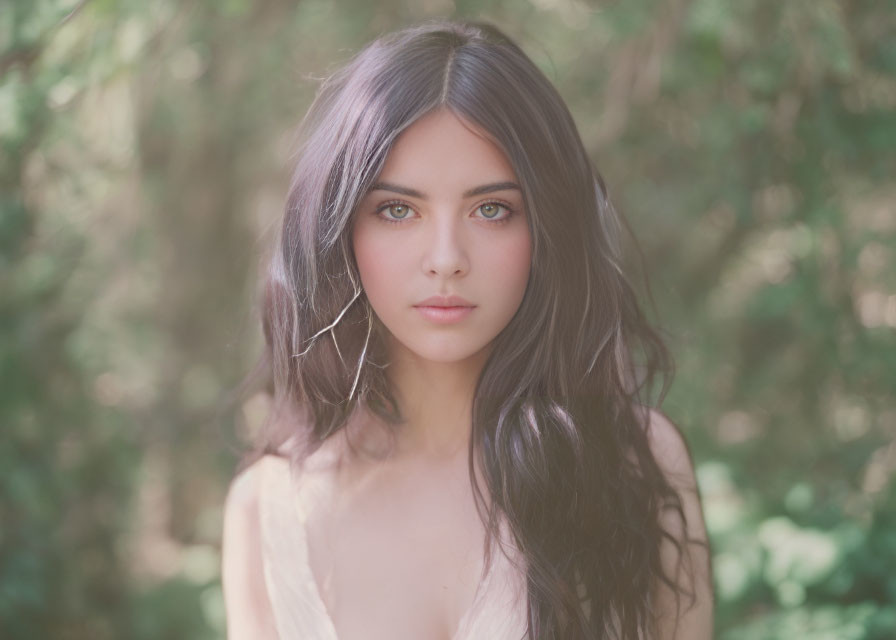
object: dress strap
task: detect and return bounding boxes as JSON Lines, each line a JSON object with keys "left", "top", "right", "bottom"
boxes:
{"left": 455, "top": 517, "right": 529, "bottom": 640}
{"left": 257, "top": 456, "right": 338, "bottom": 640}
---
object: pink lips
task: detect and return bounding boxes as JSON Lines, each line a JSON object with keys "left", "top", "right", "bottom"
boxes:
{"left": 413, "top": 294, "right": 476, "bottom": 324}
{"left": 415, "top": 294, "right": 475, "bottom": 307}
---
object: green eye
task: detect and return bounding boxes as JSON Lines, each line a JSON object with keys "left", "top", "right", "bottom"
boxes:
{"left": 479, "top": 203, "right": 500, "bottom": 218}
{"left": 388, "top": 204, "right": 411, "bottom": 218}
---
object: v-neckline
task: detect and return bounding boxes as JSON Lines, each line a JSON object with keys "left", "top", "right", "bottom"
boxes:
{"left": 283, "top": 459, "right": 502, "bottom": 640}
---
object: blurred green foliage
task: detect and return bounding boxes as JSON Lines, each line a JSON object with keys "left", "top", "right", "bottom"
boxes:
{"left": 1, "top": 0, "right": 894, "bottom": 637}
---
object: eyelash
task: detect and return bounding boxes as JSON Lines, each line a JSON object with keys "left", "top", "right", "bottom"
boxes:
{"left": 374, "top": 199, "right": 516, "bottom": 226}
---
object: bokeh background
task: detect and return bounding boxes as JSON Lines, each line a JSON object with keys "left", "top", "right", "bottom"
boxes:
{"left": 3, "top": 0, "right": 895, "bottom": 637}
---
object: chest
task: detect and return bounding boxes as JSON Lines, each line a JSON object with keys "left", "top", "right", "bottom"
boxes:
{"left": 303, "top": 461, "right": 490, "bottom": 640}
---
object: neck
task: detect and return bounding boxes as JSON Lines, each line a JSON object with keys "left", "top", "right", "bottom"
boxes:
{"left": 381, "top": 336, "right": 491, "bottom": 460}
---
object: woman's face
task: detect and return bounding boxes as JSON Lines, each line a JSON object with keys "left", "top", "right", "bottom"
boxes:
{"left": 352, "top": 109, "right": 532, "bottom": 365}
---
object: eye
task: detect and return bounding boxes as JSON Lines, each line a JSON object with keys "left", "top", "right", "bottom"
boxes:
{"left": 475, "top": 201, "right": 514, "bottom": 223}
{"left": 385, "top": 203, "right": 412, "bottom": 219}
{"left": 376, "top": 201, "right": 416, "bottom": 224}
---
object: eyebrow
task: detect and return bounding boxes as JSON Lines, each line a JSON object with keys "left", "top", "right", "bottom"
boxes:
{"left": 369, "top": 181, "right": 521, "bottom": 199}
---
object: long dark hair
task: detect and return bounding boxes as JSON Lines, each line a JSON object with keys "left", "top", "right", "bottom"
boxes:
{"left": 243, "top": 19, "right": 699, "bottom": 639}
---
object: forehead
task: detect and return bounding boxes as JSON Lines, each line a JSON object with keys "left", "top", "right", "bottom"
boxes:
{"left": 377, "top": 109, "right": 517, "bottom": 187}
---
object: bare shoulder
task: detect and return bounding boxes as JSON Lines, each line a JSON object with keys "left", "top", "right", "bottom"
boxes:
{"left": 225, "top": 454, "right": 291, "bottom": 513}
{"left": 643, "top": 408, "right": 698, "bottom": 492}
{"left": 640, "top": 408, "right": 714, "bottom": 639}
{"left": 222, "top": 455, "right": 283, "bottom": 640}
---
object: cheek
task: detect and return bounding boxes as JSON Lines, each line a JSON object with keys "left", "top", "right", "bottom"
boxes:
{"left": 484, "top": 230, "right": 532, "bottom": 298}
{"left": 352, "top": 226, "right": 402, "bottom": 305}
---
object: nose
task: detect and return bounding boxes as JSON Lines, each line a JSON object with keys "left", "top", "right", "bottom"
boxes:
{"left": 421, "top": 213, "right": 469, "bottom": 277}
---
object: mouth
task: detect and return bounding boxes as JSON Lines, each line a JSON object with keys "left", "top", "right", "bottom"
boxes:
{"left": 413, "top": 305, "right": 475, "bottom": 323}
{"left": 414, "top": 294, "right": 475, "bottom": 307}
{"left": 414, "top": 305, "right": 475, "bottom": 309}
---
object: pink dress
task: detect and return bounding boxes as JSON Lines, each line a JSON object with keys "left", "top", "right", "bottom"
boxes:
{"left": 256, "top": 455, "right": 530, "bottom": 640}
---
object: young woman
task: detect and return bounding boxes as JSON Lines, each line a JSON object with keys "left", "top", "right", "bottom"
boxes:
{"left": 222, "top": 19, "right": 713, "bottom": 640}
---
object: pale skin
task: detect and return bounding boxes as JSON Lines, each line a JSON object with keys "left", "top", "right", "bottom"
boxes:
{"left": 222, "top": 109, "right": 713, "bottom": 639}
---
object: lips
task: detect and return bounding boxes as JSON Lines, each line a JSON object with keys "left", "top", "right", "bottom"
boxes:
{"left": 414, "top": 294, "right": 475, "bottom": 308}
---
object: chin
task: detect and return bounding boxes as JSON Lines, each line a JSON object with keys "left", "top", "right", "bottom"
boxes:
{"left": 397, "top": 336, "right": 493, "bottom": 365}
{"left": 411, "top": 346, "right": 484, "bottom": 364}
